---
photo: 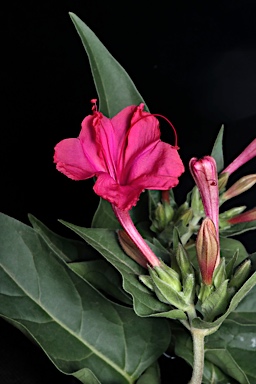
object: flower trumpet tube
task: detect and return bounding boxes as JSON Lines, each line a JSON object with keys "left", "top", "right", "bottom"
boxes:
{"left": 54, "top": 101, "right": 184, "bottom": 211}
{"left": 227, "top": 207, "right": 256, "bottom": 224}
{"left": 221, "top": 138, "right": 256, "bottom": 176}
{"left": 114, "top": 207, "right": 161, "bottom": 267}
{"left": 196, "top": 217, "right": 219, "bottom": 285}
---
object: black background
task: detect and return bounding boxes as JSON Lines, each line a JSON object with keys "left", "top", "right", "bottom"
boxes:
{"left": 2, "top": 1, "right": 256, "bottom": 383}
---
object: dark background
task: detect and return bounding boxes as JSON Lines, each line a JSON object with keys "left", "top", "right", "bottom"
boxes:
{"left": 2, "top": 1, "right": 256, "bottom": 383}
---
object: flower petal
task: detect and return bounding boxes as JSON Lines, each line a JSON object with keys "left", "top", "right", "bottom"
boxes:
{"left": 94, "top": 173, "right": 145, "bottom": 211}
{"left": 54, "top": 138, "right": 100, "bottom": 180}
{"left": 125, "top": 141, "right": 185, "bottom": 189}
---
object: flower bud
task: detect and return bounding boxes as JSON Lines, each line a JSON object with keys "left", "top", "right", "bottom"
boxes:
{"left": 222, "top": 175, "right": 256, "bottom": 201}
{"left": 229, "top": 260, "right": 251, "bottom": 289}
{"left": 180, "top": 208, "right": 194, "bottom": 226}
{"left": 117, "top": 230, "right": 148, "bottom": 268}
{"left": 183, "top": 274, "right": 195, "bottom": 304}
{"left": 227, "top": 207, "right": 256, "bottom": 224}
{"left": 149, "top": 266, "right": 188, "bottom": 310}
{"left": 154, "top": 262, "right": 182, "bottom": 292}
{"left": 222, "top": 138, "right": 256, "bottom": 176}
{"left": 212, "top": 258, "right": 226, "bottom": 288}
{"left": 196, "top": 217, "right": 219, "bottom": 285}
{"left": 176, "top": 243, "right": 194, "bottom": 281}
{"left": 218, "top": 172, "right": 229, "bottom": 191}
{"left": 219, "top": 206, "right": 247, "bottom": 220}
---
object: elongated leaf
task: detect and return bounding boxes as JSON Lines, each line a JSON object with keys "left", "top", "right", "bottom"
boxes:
{"left": 73, "top": 369, "right": 101, "bottom": 384}
{"left": 28, "top": 214, "right": 99, "bottom": 262}
{"left": 60, "top": 221, "right": 172, "bottom": 317}
{"left": 211, "top": 125, "right": 224, "bottom": 172}
{"left": 69, "top": 12, "right": 146, "bottom": 118}
{"left": 0, "top": 213, "right": 170, "bottom": 384}
{"left": 70, "top": 260, "right": 132, "bottom": 305}
{"left": 220, "top": 220, "right": 256, "bottom": 237}
{"left": 29, "top": 214, "right": 130, "bottom": 304}
{"left": 91, "top": 199, "right": 120, "bottom": 229}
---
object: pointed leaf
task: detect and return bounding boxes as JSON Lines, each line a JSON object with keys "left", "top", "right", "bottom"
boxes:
{"left": 28, "top": 214, "right": 98, "bottom": 262}
{"left": 69, "top": 12, "right": 146, "bottom": 117}
{"left": 69, "top": 260, "right": 132, "bottom": 305}
{"left": 211, "top": 125, "right": 224, "bottom": 172}
{"left": 60, "top": 221, "right": 171, "bottom": 317}
{"left": 0, "top": 213, "right": 171, "bottom": 383}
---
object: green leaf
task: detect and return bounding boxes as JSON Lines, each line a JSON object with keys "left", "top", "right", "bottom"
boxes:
{"left": 211, "top": 124, "right": 224, "bottom": 173}
{"left": 73, "top": 369, "right": 101, "bottom": 384}
{"left": 91, "top": 199, "right": 121, "bottom": 229}
{"left": 60, "top": 221, "right": 172, "bottom": 317}
{"left": 220, "top": 220, "right": 256, "bottom": 237}
{"left": 136, "top": 362, "right": 161, "bottom": 384}
{"left": 70, "top": 260, "right": 132, "bottom": 305}
{"left": 192, "top": 271, "right": 256, "bottom": 330}
{"left": 69, "top": 12, "right": 146, "bottom": 117}
{"left": 29, "top": 215, "right": 131, "bottom": 305}
{"left": 205, "top": 320, "right": 256, "bottom": 383}
{"left": 219, "top": 236, "right": 249, "bottom": 265}
{"left": 0, "top": 213, "right": 171, "bottom": 384}
{"left": 228, "top": 285, "right": 256, "bottom": 325}
{"left": 28, "top": 214, "right": 98, "bottom": 262}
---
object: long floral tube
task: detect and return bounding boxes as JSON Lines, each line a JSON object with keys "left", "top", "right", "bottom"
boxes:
{"left": 222, "top": 138, "right": 256, "bottom": 176}
{"left": 113, "top": 205, "right": 161, "bottom": 267}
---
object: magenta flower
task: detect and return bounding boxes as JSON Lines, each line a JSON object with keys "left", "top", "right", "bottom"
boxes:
{"left": 54, "top": 103, "right": 184, "bottom": 211}
{"left": 222, "top": 138, "right": 256, "bottom": 176}
{"left": 228, "top": 207, "right": 256, "bottom": 224}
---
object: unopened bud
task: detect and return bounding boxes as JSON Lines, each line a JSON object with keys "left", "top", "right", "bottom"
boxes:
{"left": 222, "top": 175, "right": 256, "bottom": 201}
{"left": 213, "top": 258, "right": 226, "bottom": 288}
{"left": 149, "top": 266, "right": 188, "bottom": 310}
{"left": 117, "top": 230, "right": 148, "bottom": 268}
{"left": 228, "top": 207, "right": 256, "bottom": 224}
{"left": 154, "top": 262, "right": 182, "bottom": 292}
{"left": 180, "top": 208, "right": 194, "bottom": 226}
{"left": 196, "top": 217, "right": 219, "bottom": 285}
{"left": 229, "top": 259, "right": 251, "bottom": 290}
{"left": 219, "top": 206, "right": 247, "bottom": 220}
{"left": 183, "top": 273, "right": 195, "bottom": 304}
{"left": 218, "top": 172, "right": 229, "bottom": 191}
{"left": 176, "top": 243, "right": 194, "bottom": 281}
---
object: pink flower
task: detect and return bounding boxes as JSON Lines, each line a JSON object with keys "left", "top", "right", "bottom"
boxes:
{"left": 189, "top": 156, "right": 220, "bottom": 268}
{"left": 222, "top": 138, "right": 256, "bottom": 176}
{"left": 54, "top": 103, "right": 184, "bottom": 211}
{"left": 196, "top": 217, "right": 219, "bottom": 285}
{"left": 227, "top": 207, "right": 256, "bottom": 224}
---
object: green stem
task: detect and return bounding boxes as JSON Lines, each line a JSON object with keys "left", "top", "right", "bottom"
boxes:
{"left": 188, "top": 328, "right": 206, "bottom": 384}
